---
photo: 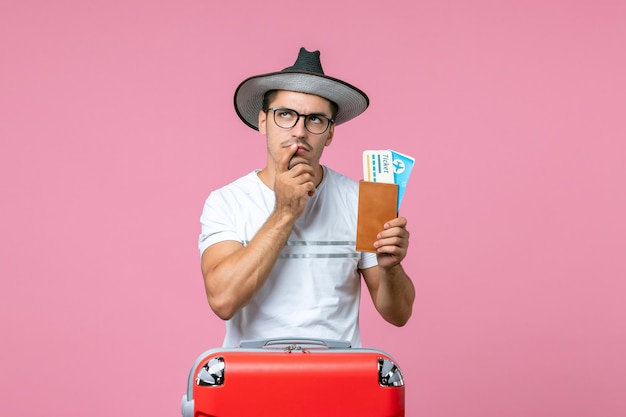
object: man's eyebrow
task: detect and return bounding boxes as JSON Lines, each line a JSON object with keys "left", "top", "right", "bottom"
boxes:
{"left": 273, "top": 107, "right": 332, "bottom": 117}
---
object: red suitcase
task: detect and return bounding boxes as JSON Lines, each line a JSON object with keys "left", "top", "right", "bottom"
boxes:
{"left": 181, "top": 338, "right": 405, "bottom": 417}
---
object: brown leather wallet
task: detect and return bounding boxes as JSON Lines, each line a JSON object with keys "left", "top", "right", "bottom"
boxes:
{"left": 356, "top": 181, "right": 399, "bottom": 252}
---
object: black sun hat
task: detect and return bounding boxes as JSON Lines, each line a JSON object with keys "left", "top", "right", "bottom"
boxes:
{"left": 234, "top": 47, "right": 370, "bottom": 131}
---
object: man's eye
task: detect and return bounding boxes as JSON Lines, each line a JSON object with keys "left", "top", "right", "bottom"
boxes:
{"left": 276, "top": 110, "right": 292, "bottom": 118}
{"left": 308, "top": 115, "right": 322, "bottom": 124}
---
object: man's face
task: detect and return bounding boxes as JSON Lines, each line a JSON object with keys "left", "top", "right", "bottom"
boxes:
{"left": 258, "top": 90, "right": 335, "bottom": 171}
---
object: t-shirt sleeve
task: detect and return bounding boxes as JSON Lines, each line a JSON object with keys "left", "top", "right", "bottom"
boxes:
{"left": 198, "top": 190, "right": 243, "bottom": 256}
{"left": 357, "top": 251, "right": 378, "bottom": 270}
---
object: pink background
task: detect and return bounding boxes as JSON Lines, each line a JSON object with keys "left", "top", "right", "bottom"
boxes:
{"left": 1, "top": 1, "right": 625, "bottom": 416}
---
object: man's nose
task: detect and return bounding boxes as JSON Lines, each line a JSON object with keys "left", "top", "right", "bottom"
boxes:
{"left": 291, "top": 115, "right": 307, "bottom": 136}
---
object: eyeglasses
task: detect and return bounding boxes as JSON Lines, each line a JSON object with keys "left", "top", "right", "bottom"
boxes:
{"left": 266, "top": 107, "right": 334, "bottom": 135}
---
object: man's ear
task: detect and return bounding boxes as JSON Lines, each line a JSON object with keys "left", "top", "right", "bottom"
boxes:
{"left": 258, "top": 110, "right": 267, "bottom": 135}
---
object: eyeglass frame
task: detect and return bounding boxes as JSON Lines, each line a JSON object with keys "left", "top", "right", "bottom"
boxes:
{"left": 264, "top": 107, "right": 335, "bottom": 135}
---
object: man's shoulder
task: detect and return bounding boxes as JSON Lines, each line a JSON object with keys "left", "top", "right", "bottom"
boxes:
{"left": 323, "top": 167, "right": 358, "bottom": 188}
{"left": 211, "top": 170, "right": 260, "bottom": 194}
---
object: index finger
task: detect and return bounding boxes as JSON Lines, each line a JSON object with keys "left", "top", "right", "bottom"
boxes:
{"left": 383, "top": 216, "right": 408, "bottom": 230}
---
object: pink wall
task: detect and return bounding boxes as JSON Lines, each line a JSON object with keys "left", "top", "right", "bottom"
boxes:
{"left": 1, "top": 1, "right": 625, "bottom": 416}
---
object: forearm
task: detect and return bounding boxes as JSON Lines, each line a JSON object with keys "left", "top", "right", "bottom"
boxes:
{"left": 202, "top": 211, "right": 296, "bottom": 320}
{"left": 375, "top": 264, "right": 415, "bottom": 326}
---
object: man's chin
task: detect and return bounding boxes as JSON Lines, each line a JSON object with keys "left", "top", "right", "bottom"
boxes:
{"left": 288, "top": 157, "right": 309, "bottom": 170}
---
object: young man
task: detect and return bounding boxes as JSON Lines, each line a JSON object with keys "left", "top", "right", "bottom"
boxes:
{"left": 199, "top": 47, "right": 415, "bottom": 347}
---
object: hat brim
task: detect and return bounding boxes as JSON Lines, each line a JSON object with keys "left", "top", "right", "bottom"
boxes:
{"left": 234, "top": 71, "right": 369, "bottom": 131}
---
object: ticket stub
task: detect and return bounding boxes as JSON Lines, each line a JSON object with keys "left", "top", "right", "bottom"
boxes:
{"left": 389, "top": 150, "right": 415, "bottom": 210}
{"left": 362, "top": 150, "right": 395, "bottom": 183}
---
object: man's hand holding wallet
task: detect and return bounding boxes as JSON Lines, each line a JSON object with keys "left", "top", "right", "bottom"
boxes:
{"left": 356, "top": 150, "right": 415, "bottom": 254}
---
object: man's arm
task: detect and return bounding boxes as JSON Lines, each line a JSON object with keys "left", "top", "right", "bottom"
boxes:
{"left": 201, "top": 144, "right": 315, "bottom": 320}
{"left": 361, "top": 217, "right": 415, "bottom": 326}
{"left": 201, "top": 212, "right": 296, "bottom": 320}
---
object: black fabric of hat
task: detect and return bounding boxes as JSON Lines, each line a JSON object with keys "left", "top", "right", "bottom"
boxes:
{"left": 234, "top": 47, "right": 370, "bottom": 130}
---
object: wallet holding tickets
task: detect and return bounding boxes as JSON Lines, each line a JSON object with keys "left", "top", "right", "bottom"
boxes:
{"left": 356, "top": 149, "right": 414, "bottom": 252}
{"left": 356, "top": 181, "right": 398, "bottom": 252}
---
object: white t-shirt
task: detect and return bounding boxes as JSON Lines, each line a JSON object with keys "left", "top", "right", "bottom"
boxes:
{"left": 199, "top": 166, "right": 377, "bottom": 347}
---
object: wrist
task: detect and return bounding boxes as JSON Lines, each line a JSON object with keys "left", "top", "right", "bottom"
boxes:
{"left": 269, "top": 207, "right": 298, "bottom": 229}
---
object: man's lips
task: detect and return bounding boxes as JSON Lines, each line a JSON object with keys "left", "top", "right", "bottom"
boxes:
{"left": 281, "top": 139, "right": 312, "bottom": 153}
{"left": 287, "top": 147, "right": 311, "bottom": 170}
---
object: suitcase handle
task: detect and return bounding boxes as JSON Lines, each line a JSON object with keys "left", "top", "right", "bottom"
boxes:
{"left": 239, "top": 338, "right": 351, "bottom": 349}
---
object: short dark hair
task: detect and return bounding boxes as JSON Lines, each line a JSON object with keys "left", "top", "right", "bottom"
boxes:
{"left": 262, "top": 90, "right": 339, "bottom": 120}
